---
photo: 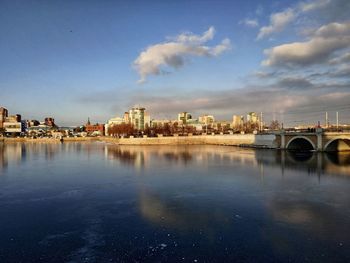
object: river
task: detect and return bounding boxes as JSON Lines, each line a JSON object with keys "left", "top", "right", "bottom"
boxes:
{"left": 0, "top": 142, "right": 349, "bottom": 262}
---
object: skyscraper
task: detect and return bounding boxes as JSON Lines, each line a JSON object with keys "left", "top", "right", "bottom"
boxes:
{"left": 0, "top": 107, "right": 8, "bottom": 129}
{"left": 129, "top": 106, "right": 146, "bottom": 130}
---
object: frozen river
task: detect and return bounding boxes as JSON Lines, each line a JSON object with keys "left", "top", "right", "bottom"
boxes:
{"left": 0, "top": 142, "right": 349, "bottom": 262}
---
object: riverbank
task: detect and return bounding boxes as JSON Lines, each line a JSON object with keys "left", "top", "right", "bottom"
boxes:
{"left": 1, "top": 134, "right": 278, "bottom": 148}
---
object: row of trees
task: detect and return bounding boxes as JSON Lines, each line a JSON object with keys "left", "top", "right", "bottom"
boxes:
{"left": 108, "top": 120, "right": 281, "bottom": 137}
{"left": 108, "top": 123, "right": 198, "bottom": 137}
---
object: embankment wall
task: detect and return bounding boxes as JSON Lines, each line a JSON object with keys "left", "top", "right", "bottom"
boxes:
{"left": 1, "top": 134, "right": 277, "bottom": 148}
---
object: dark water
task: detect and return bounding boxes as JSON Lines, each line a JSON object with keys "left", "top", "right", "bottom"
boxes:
{"left": 0, "top": 143, "right": 349, "bottom": 263}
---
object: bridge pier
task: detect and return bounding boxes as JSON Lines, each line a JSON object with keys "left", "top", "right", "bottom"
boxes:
{"left": 280, "top": 130, "right": 286, "bottom": 149}
{"left": 316, "top": 128, "right": 323, "bottom": 151}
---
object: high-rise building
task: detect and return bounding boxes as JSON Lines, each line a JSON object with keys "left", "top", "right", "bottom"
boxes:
{"left": 0, "top": 107, "right": 9, "bottom": 128}
{"left": 199, "top": 114, "right": 215, "bottom": 125}
{"left": 232, "top": 115, "right": 244, "bottom": 128}
{"left": 129, "top": 106, "right": 146, "bottom": 130}
{"left": 123, "top": 112, "right": 130, "bottom": 123}
{"left": 247, "top": 112, "right": 258, "bottom": 123}
{"left": 177, "top": 112, "right": 192, "bottom": 124}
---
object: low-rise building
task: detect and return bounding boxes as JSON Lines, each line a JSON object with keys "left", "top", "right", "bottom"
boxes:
{"left": 44, "top": 117, "right": 56, "bottom": 127}
{"left": 105, "top": 116, "right": 125, "bottom": 136}
{"left": 85, "top": 123, "right": 105, "bottom": 136}
{"left": 3, "top": 120, "right": 26, "bottom": 135}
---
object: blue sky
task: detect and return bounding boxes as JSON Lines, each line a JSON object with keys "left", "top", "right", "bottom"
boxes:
{"left": 0, "top": 0, "right": 349, "bottom": 126}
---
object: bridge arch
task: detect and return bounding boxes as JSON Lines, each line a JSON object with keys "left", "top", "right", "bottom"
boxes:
{"left": 286, "top": 136, "right": 316, "bottom": 151}
{"left": 324, "top": 138, "right": 350, "bottom": 152}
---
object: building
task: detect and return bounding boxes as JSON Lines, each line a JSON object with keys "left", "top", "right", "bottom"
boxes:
{"left": 5, "top": 114, "right": 21, "bottom": 123}
{"left": 105, "top": 116, "right": 125, "bottom": 136}
{"left": 199, "top": 114, "right": 215, "bottom": 125}
{"left": 28, "top": 120, "right": 40, "bottom": 127}
{"left": 232, "top": 115, "right": 244, "bottom": 129}
{"left": 144, "top": 112, "right": 151, "bottom": 128}
{"left": 123, "top": 112, "right": 130, "bottom": 123}
{"left": 0, "top": 107, "right": 8, "bottom": 129}
{"left": 129, "top": 106, "right": 149, "bottom": 130}
{"left": 44, "top": 117, "right": 56, "bottom": 127}
{"left": 177, "top": 112, "right": 192, "bottom": 124}
{"left": 247, "top": 112, "right": 259, "bottom": 123}
{"left": 3, "top": 120, "right": 26, "bottom": 135}
{"left": 85, "top": 123, "right": 105, "bottom": 136}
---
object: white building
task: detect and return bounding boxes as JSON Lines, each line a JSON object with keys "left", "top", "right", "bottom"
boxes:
{"left": 198, "top": 115, "right": 215, "bottom": 125}
{"left": 247, "top": 112, "right": 259, "bottom": 123}
{"left": 232, "top": 115, "right": 244, "bottom": 128}
{"left": 3, "top": 121, "right": 24, "bottom": 134}
{"left": 177, "top": 112, "right": 192, "bottom": 124}
{"left": 105, "top": 116, "right": 125, "bottom": 136}
{"left": 129, "top": 106, "right": 150, "bottom": 130}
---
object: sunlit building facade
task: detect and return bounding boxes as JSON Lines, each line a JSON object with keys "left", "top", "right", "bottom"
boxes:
{"left": 129, "top": 106, "right": 149, "bottom": 130}
{"left": 177, "top": 112, "right": 192, "bottom": 124}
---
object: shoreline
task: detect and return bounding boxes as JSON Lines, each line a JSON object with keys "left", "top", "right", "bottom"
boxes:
{"left": 0, "top": 134, "right": 278, "bottom": 149}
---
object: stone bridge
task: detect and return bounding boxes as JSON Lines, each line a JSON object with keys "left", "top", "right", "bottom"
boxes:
{"left": 275, "top": 128, "right": 350, "bottom": 152}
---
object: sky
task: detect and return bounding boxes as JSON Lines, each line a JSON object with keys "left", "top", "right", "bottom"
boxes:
{"left": 0, "top": 0, "right": 349, "bottom": 126}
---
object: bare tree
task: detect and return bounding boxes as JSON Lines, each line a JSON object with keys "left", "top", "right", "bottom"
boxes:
{"left": 269, "top": 120, "right": 280, "bottom": 130}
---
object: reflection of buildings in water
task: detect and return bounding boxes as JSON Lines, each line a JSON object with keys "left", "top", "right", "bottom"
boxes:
{"left": 4, "top": 143, "right": 25, "bottom": 165}
{"left": 103, "top": 144, "right": 350, "bottom": 177}
{"left": 138, "top": 187, "right": 230, "bottom": 238}
{"left": 0, "top": 143, "right": 8, "bottom": 171}
{"left": 255, "top": 150, "right": 350, "bottom": 177}
{"left": 105, "top": 146, "right": 146, "bottom": 169}
{"left": 104, "top": 145, "right": 260, "bottom": 170}
{"left": 264, "top": 192, "right": 350, "bottom": 259}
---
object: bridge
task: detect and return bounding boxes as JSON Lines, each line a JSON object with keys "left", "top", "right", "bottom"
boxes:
{"left": 274, "top": 128, "right": 350, "bottom": 152}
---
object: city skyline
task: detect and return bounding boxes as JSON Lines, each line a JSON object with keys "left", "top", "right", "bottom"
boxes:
{"left": 1, "top": 0, "right": 350, "bottom": 126}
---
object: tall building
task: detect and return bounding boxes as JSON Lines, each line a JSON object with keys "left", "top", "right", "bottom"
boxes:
{"left": 247, "top": 112, "right": 259, "bottom": 123}
{"left": 199, "top": 114, "right": 215, "bottom": 125}
{"left": 177, "top": 112, "right": 192, "bottom": 124}
{"left": 0, "top": 107, "right": 9, "bottom": 128}
{"left": 123, "top": 112, "right": 130, "bottom": 123}
{"left": 129, "top": 106, "right": 146, "bottom": 130}
{"left": 232, "top": 115, "right": 244, "bottom": 128}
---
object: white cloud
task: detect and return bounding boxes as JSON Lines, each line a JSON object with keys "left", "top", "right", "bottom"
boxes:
{"left": 175, "top": 26, "right": 215, "bottom": 44}
{"left": 299, "top": 0, "right": 331, "bottom": 12}
{"left": 256, "top": 0, "right": 349, "bottom": 40}
{"left": 257, "top": 8, "right": 295, "bottom": 40}
{"left": 240, "top": 18, "right": 259, "bottom": 28}
{"left": 134, "top": 27, "right": 231, "bottom": 83}
{"left": 262, "top": 22, "right": 350, "bottom": 67}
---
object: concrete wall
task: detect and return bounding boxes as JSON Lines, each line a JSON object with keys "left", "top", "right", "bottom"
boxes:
{"left": 103, "top": 134, "right": 277, "bottom": 148}
{"left": 1, "top": 134, "right": 278, "bottom": 148}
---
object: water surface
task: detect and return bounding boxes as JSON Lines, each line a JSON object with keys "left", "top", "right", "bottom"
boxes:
{"left": 0, "top": 143, "right": 349, "bottom": 262}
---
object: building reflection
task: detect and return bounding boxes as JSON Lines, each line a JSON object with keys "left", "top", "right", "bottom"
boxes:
{"left": 104, "top": 145, "right": 350, "bottom": 177}
{"left": 264, "top": 186, "right": 350, "bottom": 258}
{"left": 137, "top": 187, "right": 230, "bottom": 239}
{"left": 1, "top": 143, "right": 349, "bottom": 177}
{"left": 0, "top": 143, "right": 25, "bottom": 172}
